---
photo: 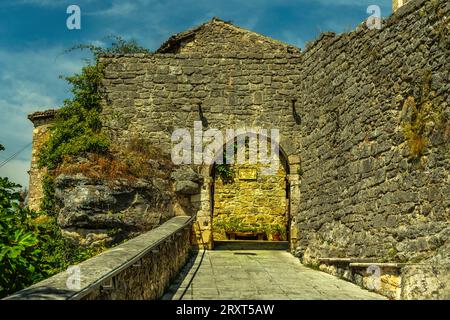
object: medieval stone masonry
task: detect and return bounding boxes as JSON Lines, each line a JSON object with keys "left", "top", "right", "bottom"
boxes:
{"left": 27, "top": 0, "right": 449, "bottom": 299}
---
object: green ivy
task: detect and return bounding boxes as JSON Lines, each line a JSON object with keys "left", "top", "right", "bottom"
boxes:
{"left": 40, "top": 174, "right": 56, "bottom": 214}
{"left": 215, "top": 163, "right": 234, "bottom": 181}
{"left": 215, "top": 148, "right": 235, "bottom": 182}
{"left": 38, "top": 63, "right": 110, "bottom": 170}
{"left": 38, "top": 36, "right": 151, "bottom": 171}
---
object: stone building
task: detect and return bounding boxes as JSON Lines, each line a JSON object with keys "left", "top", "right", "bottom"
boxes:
{"left": 393, "top": 0, "right": 411, "bottom": 12}
{"left": 27, "top": 0, "right": 449, "bottom": 299}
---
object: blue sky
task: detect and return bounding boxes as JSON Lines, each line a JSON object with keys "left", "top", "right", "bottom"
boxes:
{"left": 0, "top": 0, "right": 391, "bottom": 188}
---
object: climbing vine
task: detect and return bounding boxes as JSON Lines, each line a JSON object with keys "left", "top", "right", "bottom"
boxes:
{"left": 215, "top": 148, "right": 235, "bottom": 181}
{"left": 39, "top": 36, "right": 151, "bottom": 171}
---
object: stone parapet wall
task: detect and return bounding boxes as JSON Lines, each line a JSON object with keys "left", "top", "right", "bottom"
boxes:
{"left": 4, "top": 216, "right": 193, "bottom": 300}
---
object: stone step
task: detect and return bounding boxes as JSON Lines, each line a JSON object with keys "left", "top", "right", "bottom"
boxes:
{"left": 213, "top": 240, "right": 289, "bottom": 251}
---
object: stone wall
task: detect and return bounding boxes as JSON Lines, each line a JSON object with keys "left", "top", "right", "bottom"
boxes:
{"left": 295, "top": 0, "right": 449, "bottom": 265}
{"left": 295, "top": 0, "right": 449, "bottom": 298}
{"left": 99, "top": 53, "right": 302, "bottom": 156}
{"left": 4, "top": 216, "right": 193, "bottom": 300}
{"left": 98, "top": 45, "right": 304, "bottom": 248}
{"left": 157, "top": 17, "right": 300, "bottom": 54}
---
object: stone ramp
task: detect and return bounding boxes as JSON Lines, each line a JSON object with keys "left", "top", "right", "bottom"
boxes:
{"left": 162, "top": 250, "right": 386, "bottom": 300}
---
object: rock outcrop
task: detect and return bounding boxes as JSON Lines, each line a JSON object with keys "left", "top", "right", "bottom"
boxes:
{"left": 54, "top": 173, "right": 174, "bottom": 246}
{"left": 170, "top": 167, "right": 203, "bottom": 195}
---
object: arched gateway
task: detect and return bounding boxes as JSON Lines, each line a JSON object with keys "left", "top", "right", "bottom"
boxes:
{"left": 192, "top": 131, "right": 301, "bottom": 250}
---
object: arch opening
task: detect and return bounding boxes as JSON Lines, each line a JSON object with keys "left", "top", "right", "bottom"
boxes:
{"left": 207, "top": 133, "right": 292, "bottom": 247}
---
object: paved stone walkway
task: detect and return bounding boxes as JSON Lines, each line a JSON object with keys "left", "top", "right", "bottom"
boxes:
{"left": 163, "top": 250, "right": 386, "bottom": 300}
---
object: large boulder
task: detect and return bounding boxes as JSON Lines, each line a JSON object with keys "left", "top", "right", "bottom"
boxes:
{"left": 170, "top": 167, "right": 203, "bottom": 195}
{"left": 54, "top": 173, "right": 174, "bottom": 246}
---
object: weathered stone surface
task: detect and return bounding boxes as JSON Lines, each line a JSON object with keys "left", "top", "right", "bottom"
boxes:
{"left": 401, "top": 265, "right": 450, "bottom": 300}
{"left": 157, "top": 18, "right": 300, "bottom": 54}
{"left": 174, "top": 180, "right": 200, "bottom": 195}
{"left": 171, "top": 167, "right": 202, "bottom": 195}
{"left": 54, "top": 173, "right": 174, "bottom": 246}
{"left": 27, "top": 110, "right": 57, "bottom": 211}
{"left": 164, "top": 250, "right": 386, "bottom": 300}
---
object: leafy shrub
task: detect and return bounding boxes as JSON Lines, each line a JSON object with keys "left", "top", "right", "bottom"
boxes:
{"left": 38, "top": 63, "right": 110, "bottom": 171}
{"left": 38, "top": 36, "right": 151, "bottom": 171}
{"left": 0, "top": 148, "right": 104, "bottom": 298}
{"left": 0, "top": 175, "right": 43, "bottom": 297}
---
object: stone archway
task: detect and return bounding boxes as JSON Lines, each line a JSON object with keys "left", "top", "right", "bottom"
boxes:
{"left": 192, "top": 132, "right": 301, "bottom": 251}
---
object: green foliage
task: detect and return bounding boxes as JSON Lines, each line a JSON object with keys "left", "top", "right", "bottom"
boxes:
{"left": 40, "top": 174, "right": 56, "bottom": 214}
{"left": 67, "top": 35, "right": 151, "bottom": 60}
{"left": 215, "top": 163, "right": 234, "bottom": 181}
{"left": 214, "top": 216, "right": 246, "bottom": 233}
{"left": 215, "top": 148, "right": 235, "bottom": 182}
{"left": 0, "top": 167, "right": 42, "bottom": 297}
{"left": 0, "top": 147, "right": 104, "bottom": 298}
{"left": 265, "top": 224, "right": 287, "bottom": 241}
{"left": 38, "top": 62, "right": 110, "bottom": 170}
{"left": 34, "top": 215, "right": 105, "bottom": 275}
{"left": 0, "top": 182, "right": 104, "bottom": 297}
{"left": 39, "top": 36, "right": 150, "bottom": 171}
{"left": 402, "top": 96, "right": 430, "bottom": 158}
{"left": 267, "top": 224, "right": 286, "bottom": 236}
{"left": 305, "top": 262, "right": 321, "bottom": 271}
{"left": 214, "top": 215, "right": 287, "bottom": 241}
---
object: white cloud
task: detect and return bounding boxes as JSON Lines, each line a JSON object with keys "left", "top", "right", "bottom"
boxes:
{"left": 88, "top": 2, "right": 137, "bottom": 16}
{"left": 8, "top": 0, "right": 94, "bottom": 7}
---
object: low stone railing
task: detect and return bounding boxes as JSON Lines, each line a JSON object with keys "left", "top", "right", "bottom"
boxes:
{"left": 317, "top": 258, "right": 450, "bottom": 300}
{"left": 5, "top": 216, "right": 194, "bottom": 300}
